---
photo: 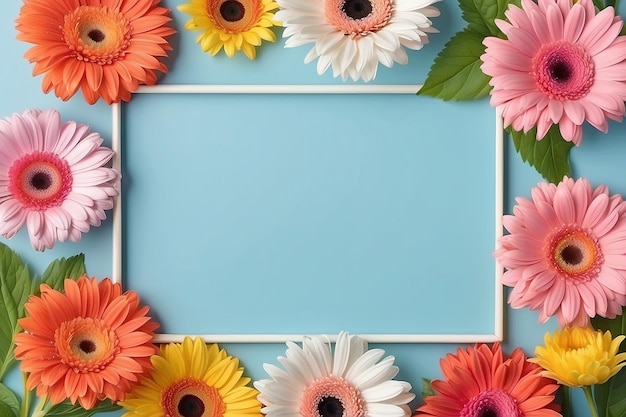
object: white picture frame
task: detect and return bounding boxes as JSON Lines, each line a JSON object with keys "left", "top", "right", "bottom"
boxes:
{"left": 110, "top": 84, "right": 504, "bottom": 344}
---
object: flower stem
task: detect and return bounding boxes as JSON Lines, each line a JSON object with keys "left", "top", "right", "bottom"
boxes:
{"left": 31, "top": 394, "right": 48, "bottom": 417}
{"left": 561, "top": 386, "right": 571, "bottom": 417}
{"left": 20, "top": 372, "right": 30, "bottom": 417}
{"left": 582, "top": 386, "right": 600, "bottom": 417}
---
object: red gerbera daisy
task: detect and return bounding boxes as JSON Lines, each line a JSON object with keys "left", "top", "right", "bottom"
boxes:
{"left": 415, "top": 343, "right": 561, "bottom": 417}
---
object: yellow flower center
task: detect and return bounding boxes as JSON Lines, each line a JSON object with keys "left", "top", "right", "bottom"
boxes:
{"left": 324, "top": 0, "right": 393, "bottom": 38}
{"left": 55, "top": 317, "right": 118, "bottom": 373}
{"left": 545, "top": 225, "right": 602, "bottom": 282}
{"left": 63, "top": 5, "right": 132, "bottom": 65}
{"left": 208, "top": 0, "right": 263, "bottom": 33}
{"left": 162, "top": 377, "right": 226, "bottom": 417}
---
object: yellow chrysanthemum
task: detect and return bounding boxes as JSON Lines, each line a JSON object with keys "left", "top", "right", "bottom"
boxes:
{"left": 177, "top": 0, "right": 279, "bottom": 59}
{"left": 119, "top": 336, "right": 262, "bottom": 417}
{"left": 530, "top": 326, "right": 626, "bottom": 387}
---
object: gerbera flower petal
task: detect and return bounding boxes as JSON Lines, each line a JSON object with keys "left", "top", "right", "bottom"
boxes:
{"left": 120, "top": 337, "right": 262, "bottom": 417}
{"left": 481, "top": 0, "right": 626, "bottom": 144}
{"left": 0, "top": 108, "right": 119, "bottom": 251}
{"left": 14, "top": 276, "right": 158, "bottom": 409}
{"left": 494, "top": 176, "right": 626, "bottom": 326}
{"left": 415, "top": 343, "right": 560, "bottom": 417}
{"left": 256, "top": 332, "right": 414, "bottom": 417}
{"left": 530, "top": 327, "right": 626, "bottom": 387}
{"left": 178, "top": 0, "right": 279, "bottom": 60}
{"left": 15, "top": 0, "right": 176, "bottom": 104}
{"left": 276, "top": 0, "right": 439, "bottom": 82}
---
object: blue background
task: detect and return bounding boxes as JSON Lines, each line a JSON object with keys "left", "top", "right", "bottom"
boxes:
{"left": 122, "top": 92, "right": 496, "bottom": 336}
{"left": 3, "top": 0, "right": 622, "bottom": 414}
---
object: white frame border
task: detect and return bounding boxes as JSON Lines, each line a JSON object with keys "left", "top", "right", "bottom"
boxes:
{"left": 111, "top": 84, "right": 504, "bottom": 344}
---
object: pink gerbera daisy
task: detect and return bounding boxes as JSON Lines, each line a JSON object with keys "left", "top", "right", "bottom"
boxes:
{"left": 14, "top": 276, "right": 159, "bottom": 409}
{"left": 0, "top": 108, "right": 119, "bottom": 251}
{"left": 494, "top": 176, "right": 626, "bottom": 327}
{"left": 480, "top": 0, "right": 626, "bottom": 145}
{"left": 414, "top": 343, "right": 561, "bottom": 417}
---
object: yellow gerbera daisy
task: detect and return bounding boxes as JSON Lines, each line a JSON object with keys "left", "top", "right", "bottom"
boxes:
{"left": 530, "top": 326, "right": 626, "bottom": 387}
{"left": 177, "top": 0, "right": 279, "bottom": 59}
{"left": 119, "top": 336, "right": 262, "bottom": 417}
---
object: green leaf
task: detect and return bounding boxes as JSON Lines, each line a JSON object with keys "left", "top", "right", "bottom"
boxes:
{"left": 591, "top": 309, "right": 626, "bottom": 353}
{"left": 459, "top": 0, "right": 522, "bottom": 36}
{"left": 44, "top": 399, "right": 121, "bottom": 417}
{"left": 508, "top": 124, "right": 574, "bottom": 184}
{"left": 40, "top": 253, "right": 87, "bottom": 292}
{"left": 595, "top": 370, "right": 626, "bottom": 417}
{"left": 593, "top": 0, "right": 607, "bottom": 9}
{"left": 0, "top": 383, "right": 19, "bottom": 417}
{"left": 0, "top": 243, "right": 35, "bottom": 380}
{"left": 417, "top": 30, "right": 492, "bottom": 100}
{"left": 421, "top": 378, "right": 436, "bottom": 397}
{"left": 0, "top": 400, "right": 17, "bottom": 417}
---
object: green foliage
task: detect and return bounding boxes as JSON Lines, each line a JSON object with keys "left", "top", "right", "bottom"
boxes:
{"left": 40, "top": 254, "right": 87, "bottom": 292}
{"left": 421, "top": 378, "right": 436, "bottom": 397}
{"left": 459, "top": 0, "right": 521, "bottom": 36}
{"left": 594, "top": 370, "right": 626, "bottom": 417}
{"left": 0, "top": 383, "right": 20, "bottom": 417}
{"left": 419, "top": 0, "right": 522, "bottom": 100}
{"left": 44, "top": 399, "right": 121, "bottom": 417}
{"left": 508, "top": 125, "right": 574, "bottom": 184}
{"left": 417, "top": 30, "right": 492, "bottom": 100}
{"left": 0, "top": 243, "right": 35, "bottom": 380}
{"left": 0, "top": 400, "right": 17, "bottom": 417}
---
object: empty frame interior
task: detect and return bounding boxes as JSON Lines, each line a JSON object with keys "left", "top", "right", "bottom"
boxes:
{"left": 111, "top": 85, "right": 503, "bottom": 343}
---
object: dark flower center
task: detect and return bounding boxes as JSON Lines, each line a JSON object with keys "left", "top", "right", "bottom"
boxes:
{"left": 546, "top": 226, "right": 603, "bottom": 283}
{"left": 8, "top": 152, "right": 73, "bottom": 210}
{"left": 178, "top": 394, "right": 206, "bottom": 417}
{"left": 299, "top": 376, "right": 365, "bottom": 417}
{"left": 79, "top": 340, "right": 97, "bottom": 354}
{"left": 549, "top": 60, "right": 571, "bottom": 83}
{"left": 460, "top": 389, "right": 521, "bottom": 417}
{"left": 532, "top": 40, "right": 594, "bottom": 101}
{"left": 30, "top": 171, "right": 52, "bottom": 190}
{"left": 479, "top": 409, "right": 497, "bottom": 417}
{"left": 63, "top": 5, "right": 132, "bottom": 65}
{"left": 220, "top": 0, "right": 245, "bottom": 22}
{"left": 56, "top": 317, "right": 117, "bottom": 373}
{"left": 163, "top": 378, "right": 225, "bottom": 417}
{"left": 325, "top": 0, "right": 392, "bottom": 38}
{"left": 342, "top": 0, "right": 372, "bottom": 19}
{"left": 561, "top": 245, "right": 583, "bottom": 266}
{"left": 88, "top": 28, "right": 106, "bottom": 42}
{"left": 318, "top": 397, "right": 344, "bottom": 417}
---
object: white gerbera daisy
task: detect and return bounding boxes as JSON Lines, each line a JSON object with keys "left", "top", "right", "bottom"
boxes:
{"left": 254, "top": 332, "right": 415, "bottom": 417}
{"left": 275, "top": 0, "right": 440, "bottom": 82}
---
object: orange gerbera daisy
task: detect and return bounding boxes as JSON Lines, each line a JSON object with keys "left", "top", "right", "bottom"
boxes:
{"left": 415, "top": 343, "right": 561, "bottom": 417}
{"left": 14, "top": 275, "right": 159, "bottom": 409}
{"left": 15, "top": 0, "right": 176, "bottom": 104}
